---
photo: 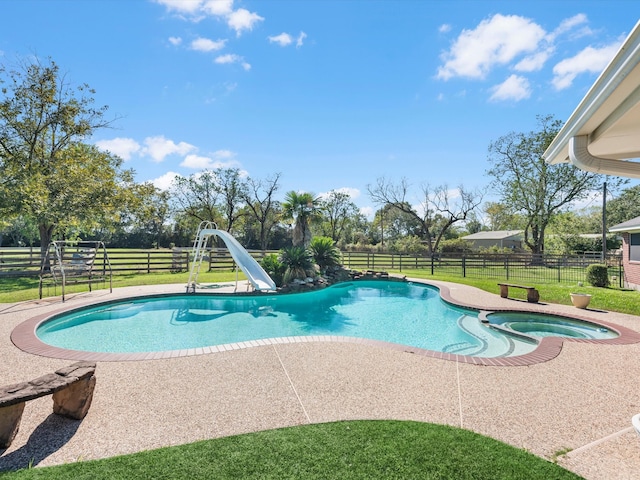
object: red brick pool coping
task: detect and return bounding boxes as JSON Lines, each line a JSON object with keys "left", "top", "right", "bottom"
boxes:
{"left": 11, "top": 280, "right": 640, "bottom": 365}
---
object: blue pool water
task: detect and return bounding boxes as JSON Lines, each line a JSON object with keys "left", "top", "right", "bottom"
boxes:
{"left": 36, "top": 281, "right": 616, "bottom": 358}
{"left": 487, "top": 312, "right": 618, "bottom": 340}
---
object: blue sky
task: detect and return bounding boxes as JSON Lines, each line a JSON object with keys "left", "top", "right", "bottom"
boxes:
{"left": 2, "top": 1, "right": 639, "bottom": 218}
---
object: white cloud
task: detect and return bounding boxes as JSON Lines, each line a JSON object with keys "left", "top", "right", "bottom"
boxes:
{"left": 168, "top": 36, "right": 182, "bottom": 46}
{"left": 214, "top": 149, "right": 235, "bottom": 159}
{"left": 514, "top": 48, "right": 553, "bottom": 72}
{"left": 151, "top": 171, "right": 180, "bottom": 191}
{"left": 360, "top": 206, "right": 375, "bottom": 219}
{"left": 180, "top": 149, "right": 238, "bottom": 169}
{"left": 227, "top": 8, "right": 264, "bottom": 36}
{"left": 95, "top": 137, "right": 141, "bottom": 161}
{"left": 156, "top": 0, "right": 263, "bottom": 39}
{"left": 489, "top": 75, "right": 531, "bottom": 102}
{"left": 552, "top": 40, "right": 621, "bottom": 90}
{"left": 202, "top": 0, "right": 233, "bottom": 16}
{"left": 215, "top": 54, "right": 237, "bottom": 64}
{"left": 318, "top": 187, "right": 361, "bottom": 201}
{"left": 215, "top": 53, "right": 251, "bottom": 70}
{"left": 155, "top": 0, "right": 203, "bottom": 14}
{"left": 296, "top": 32, "right": 307, "bottom": 48}
{"left": 268, "top": 31, "right": 307, "bottom": 48}
{"left": 268, "top": 33, "right": 293, "bottom": 47}
{"left": 439, "top": 24, "right": 451, "bottom": 34}
{"left": 180, "top": 154, "right": 216, "bottom": 169}
{"left": 437, "top": 14, "right": 545, "bottom": 80}
{"left": 549, "top": 13, "right": 589, "bottom": 42}
{"left": 335, "top": 187, "right": 361, "bottom": 199}
{"left": 143, "top": 136, "right": 197, "bottom": 162}
{"left": 190, "top": 37, "right": 226, "bottom": 52}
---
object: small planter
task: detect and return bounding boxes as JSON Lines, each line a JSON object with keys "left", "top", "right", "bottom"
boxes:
{"left": 570, "top": 293, "right": 592, "bottom": 309}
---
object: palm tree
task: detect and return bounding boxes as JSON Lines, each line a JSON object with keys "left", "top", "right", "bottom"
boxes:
{"left": 309, "top": 236, "right": 342, "bottom": 273}
{"left": 279, "top": 246, "right": 316, "bottom": 284}
{"left": 282, "top": 191, "right": 320, "bottom": 247}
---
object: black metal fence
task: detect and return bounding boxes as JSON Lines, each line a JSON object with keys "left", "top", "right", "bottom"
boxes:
{"left": 340, "top": 251, "right": 623, "bottom": 286}
{"left": 0, "top": 247, "right": 623, "bottom": 286}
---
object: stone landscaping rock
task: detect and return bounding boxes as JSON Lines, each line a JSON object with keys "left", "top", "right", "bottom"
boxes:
{"left": 278, "top": 267, "right": 405, "bottom": 293}
{"left": 0, "top": 362, "right": 96, "bottom": 448}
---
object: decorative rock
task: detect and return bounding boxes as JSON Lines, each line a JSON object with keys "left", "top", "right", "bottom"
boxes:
{"left": 278, "top": 267, "right": 406, "bottom": 293}
{"left": 0, "top": 403, "right": 25, "bottom": 449}
{"left": 52, "top": 375, "right": 96, "bottom": 419}
{"left": 0, "top": 362, "right": 96, "bottom": 448}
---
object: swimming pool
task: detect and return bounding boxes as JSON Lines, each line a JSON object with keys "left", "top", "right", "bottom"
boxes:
{"left": 486, "top": 312, "right": 618, "bottom": 340}
{"left": 32, "top": 280, "right": 617, "bottom": 359}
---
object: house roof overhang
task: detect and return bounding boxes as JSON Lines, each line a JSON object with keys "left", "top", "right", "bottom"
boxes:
{"left": 543, "top": 21, "right": 640, "bottom": 177}
{"left": 609, "top": 215, "right": 640, "bottom": 233}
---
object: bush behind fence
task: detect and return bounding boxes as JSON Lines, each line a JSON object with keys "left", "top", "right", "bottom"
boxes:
{"left": 0, "top": 247, "right": 623, "bottom": 286}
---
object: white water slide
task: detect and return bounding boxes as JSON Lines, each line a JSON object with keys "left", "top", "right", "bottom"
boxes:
{"left": 187, "top": 222, "right": 276, "bottom": 292}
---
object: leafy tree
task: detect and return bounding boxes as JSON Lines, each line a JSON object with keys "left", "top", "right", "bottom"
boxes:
{"left": 337, "top": 210, "right": 371, "bottom": 247}
{"left": 168, "top": 213, "right": 199, "bottom": 247}
{"left": 0, "top": 57, "right": 129, "bottom": 260}
{"left": 282, "top": 191, "right": 320, "bottom": 247}
{"left": 371, "top": 203, "right": 423, "bottom": 246}
{"left": 607, "top": 185, "right": 640, "bottom": 227}
{"left": 463, "top": 211, "right": 484, "bottom": 235}
{"left": 169, "top": 168, "right": 247, "bottom": 233}
{"left": 216, "top": 168, "right": 247, "bottom": 234}
{"left": 122, "top": 183, "right": 171, "bottom": 248}
{"left": 170, "top": 170, "right": 222, "bottom": 226}
{"left": 318, "top": 190, "right": 360, "bottom": 243}
{"left": 487, "top": 115, "right": 608, "bottom": 254}
{"left": 240, "top": 173, "right": 281, "bottom": 251}
{"left": 483, "top": 202, "right": 523, "bottom": 231}
{"left": 367, "top": 178, "right": 482, "bottom": 255}
{"left": 545, "top": 203, "right": 618, "bottom": 255}
{"left": 0, "top": 215, "right": 38, "bottom": 247}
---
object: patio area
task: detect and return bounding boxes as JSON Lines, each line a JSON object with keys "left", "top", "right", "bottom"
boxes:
{"left": 1, "top": 280, "right": 640, "bottom": 479}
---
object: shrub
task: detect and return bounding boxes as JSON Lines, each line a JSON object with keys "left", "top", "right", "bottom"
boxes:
{"left": 477, "top": 245, "right": 516, "bottom": 254}
{"left": 438, "top": 238, "right": 473, "bottom": 254}
{"left": 261, "top": 254, "right": 286, "bottom": 287}
{"left": 279, "top": 246, "right": 316, "bottom": 284}
{"left": 586, "top": 264, "right": 610, "bottom": 287}
{"left": 389, "top": 235, "right": 428, "bottom": 255}
{"left": 309, "top": 236, "right": 342, "bottom": 272}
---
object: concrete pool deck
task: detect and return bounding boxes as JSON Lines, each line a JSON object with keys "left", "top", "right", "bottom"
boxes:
{"left": 1, "top": 279, "right": 640, "bottom": 479}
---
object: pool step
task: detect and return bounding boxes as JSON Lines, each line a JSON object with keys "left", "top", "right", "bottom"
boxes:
{"left": 449, "top": 315, "right": 516, "bottom": 358}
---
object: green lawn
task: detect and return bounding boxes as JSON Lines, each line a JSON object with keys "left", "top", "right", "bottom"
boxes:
{"left": 0, "top": 271, "right": 243, "bottom": 304}
{"left": 0, "top": 421, "right": 581, "bottom": 479}
{"left": 396, "top": 269, "right": 640, "bottom": 316}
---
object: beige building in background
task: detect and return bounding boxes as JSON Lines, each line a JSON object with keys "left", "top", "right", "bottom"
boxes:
{"left": 461, "top": 230, "right": 523, "bottom": 250}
